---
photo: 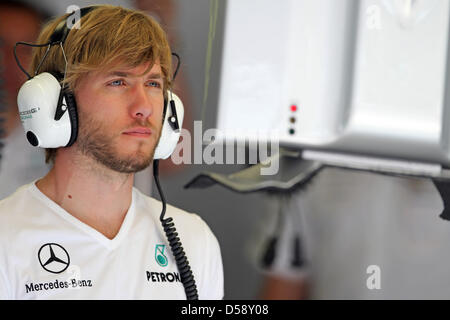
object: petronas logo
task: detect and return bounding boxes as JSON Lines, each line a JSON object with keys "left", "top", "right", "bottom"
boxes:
{"left": 155, "top": 244, "right": 168, "bottom": 267}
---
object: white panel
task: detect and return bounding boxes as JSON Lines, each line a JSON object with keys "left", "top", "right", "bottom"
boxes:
{"left": 217, "top": 0, "right": 290, "bottom": 138}
{"left": 335, "top": 0, "right": 450, "bottom": 162}
{"left": 215, "top": 0, "right": 450, "bottom": 165}
{"left": 217, "top": 0, "right": 355, "bottom": 143}
{"left": 281, "top": 0, "right": 355, "bottom": 144}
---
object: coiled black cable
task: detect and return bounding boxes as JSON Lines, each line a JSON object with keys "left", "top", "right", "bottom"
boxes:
{"left": 153, "top": 160, "right": 199, "bottom": 300}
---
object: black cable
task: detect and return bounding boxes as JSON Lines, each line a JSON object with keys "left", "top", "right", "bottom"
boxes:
{"left": 153, "top": 160, "right": 199, "bottom": 300}
{"left": 171, "top": 52, "right": 181, "bottom": 81}
{"left": 34, "top": 44, "right": 52, "bottom": 76}
{"left": 14, "top": 41, "right": 54, "bottom": 80}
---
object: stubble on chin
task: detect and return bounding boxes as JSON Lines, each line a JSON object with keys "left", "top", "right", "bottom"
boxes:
{"left": 75, "top": 114, "right": 161, "bottom": 174}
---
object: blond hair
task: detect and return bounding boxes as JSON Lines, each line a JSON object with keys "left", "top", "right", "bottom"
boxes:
{"left": 29, "top": 5, "right": 172, "bottom": 164}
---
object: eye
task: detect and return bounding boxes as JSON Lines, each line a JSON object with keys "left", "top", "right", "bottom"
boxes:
{"left": 147, "top": 80, "right": 162, "bottom": 89}
{"left": 109, "top": 79, "right": 125, "bottom": 86}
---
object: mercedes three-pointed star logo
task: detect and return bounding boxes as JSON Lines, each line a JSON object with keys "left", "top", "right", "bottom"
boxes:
{"left": 38, "top": 243, "right": 70, "bottom": 274}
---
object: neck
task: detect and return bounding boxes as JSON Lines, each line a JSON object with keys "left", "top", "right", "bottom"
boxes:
{"left": 36, "top": 150, "right": 134, "bottom": 240}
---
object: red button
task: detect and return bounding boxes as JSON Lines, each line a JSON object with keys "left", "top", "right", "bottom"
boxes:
{"left": 290, "top": 105, "right": 297, "bottom": 112}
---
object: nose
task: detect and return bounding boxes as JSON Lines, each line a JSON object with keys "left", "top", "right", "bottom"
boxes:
{"left": 129, "top": 84, "right": 153, "bottom": 120}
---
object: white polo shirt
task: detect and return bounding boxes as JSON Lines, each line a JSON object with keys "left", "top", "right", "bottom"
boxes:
{"left": 0, "top": 181, "right": 224, "bottom": 300}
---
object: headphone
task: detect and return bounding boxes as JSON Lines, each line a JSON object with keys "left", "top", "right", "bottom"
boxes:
{"left": 15, "top": 6, "right": 183, "bottom": 160}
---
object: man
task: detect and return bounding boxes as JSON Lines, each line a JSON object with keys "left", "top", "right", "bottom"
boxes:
{"left": 0, "top": 5, "right": 223, "bottom": 299}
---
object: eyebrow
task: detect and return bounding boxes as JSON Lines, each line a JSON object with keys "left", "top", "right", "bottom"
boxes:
{"left": 105, "top": 71, "right": 163, "bottom": 79}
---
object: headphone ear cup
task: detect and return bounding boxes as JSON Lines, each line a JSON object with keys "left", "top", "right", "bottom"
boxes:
{"left": 153, "top": 93, "right": 184, "bottom": 160}
{"left": 63, "top": 90, "right": 78, "bottom": 147}
{"left": 17, "top": 72, "right": 73, "bottom": 148}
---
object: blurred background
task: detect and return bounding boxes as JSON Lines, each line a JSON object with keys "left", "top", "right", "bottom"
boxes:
{"left": 2, "top": 0, "right": 450, "bottom": 299}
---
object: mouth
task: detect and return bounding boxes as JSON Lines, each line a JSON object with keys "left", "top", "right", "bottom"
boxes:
{"left": 122, "top": 127, "right": 153, "bottom": 138}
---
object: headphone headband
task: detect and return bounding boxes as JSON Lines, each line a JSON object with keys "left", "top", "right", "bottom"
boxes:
{"left": 49, "top": 6, "right": 97, "bottom": 44}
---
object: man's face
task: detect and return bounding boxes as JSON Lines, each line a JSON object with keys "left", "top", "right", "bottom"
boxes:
{"left": 74, "top": 62, "right": 165, "bottom": 173}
